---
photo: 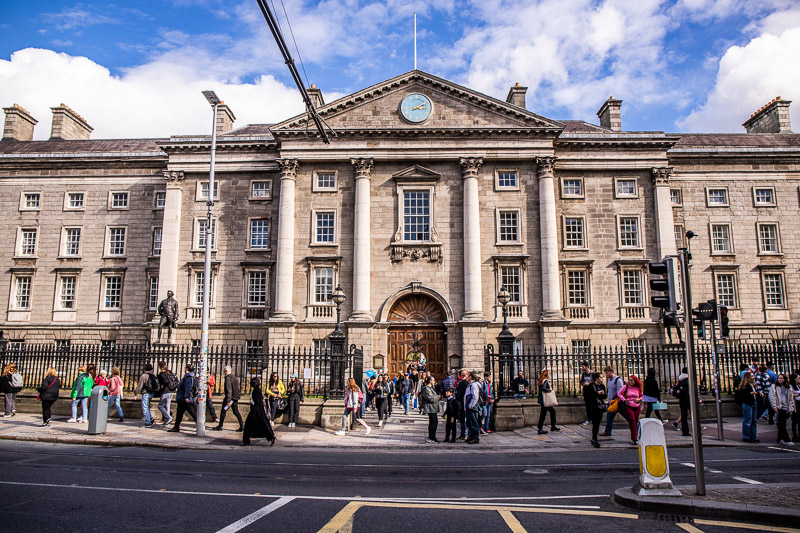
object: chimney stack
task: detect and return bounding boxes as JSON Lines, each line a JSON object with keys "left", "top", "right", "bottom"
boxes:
{"left": 50, "top": 104, "right": 92, "bottom": 140}
{"left": 3, "top": 104, "right": 38, "bottom": 141}
{"left": 215, "top": 103, "right": 236, "bottom": 135}
{"left": 307, "top": 84, "right": 324, "bottom": 109}
{"left": 597, "top": 96, "right": 623, "bottom": 131}
{"left": 742, "top": 97, "right": 792, "bottom": 133}
{"left": 506, "top": 82, "right": 527, "bottom": 108}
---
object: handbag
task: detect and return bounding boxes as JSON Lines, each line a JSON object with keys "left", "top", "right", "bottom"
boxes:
{"left": 652, "top": 401, "right": 668, "bottom": 411}
{"left": 542, "top": 390, "right": 558, "bottom": 408}
{"left": 607, "top": 398, "right": 620, "bottom": 414}
{"left": 277, "top": 398, "right": 288, "bottom": 412}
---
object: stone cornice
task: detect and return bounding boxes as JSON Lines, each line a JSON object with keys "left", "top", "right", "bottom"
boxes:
{"left": 271, "top": 127, "right": 562, "bottom": 140}
{"left": 158, "top": 141, "right": 275, "bottom": 154}
{"left": 555, "top": 133, "right": 680, "bottom": 150}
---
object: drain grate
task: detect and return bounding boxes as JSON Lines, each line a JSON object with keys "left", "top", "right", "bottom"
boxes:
{"left": 656, "top": 514, "right": 691, "bottom": 523}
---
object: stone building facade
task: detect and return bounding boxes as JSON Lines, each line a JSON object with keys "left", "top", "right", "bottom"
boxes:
{"left": 1, "top": 72, "right": 798, "bottom": 372}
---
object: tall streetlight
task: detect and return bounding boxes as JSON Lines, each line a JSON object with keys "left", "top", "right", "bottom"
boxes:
{"left": 496, "top": 287, "right": 515, "bottom": 394}
{"left": 197, "top": 90, "right": 220, "bottom": 437}
{"left": 330, "top": 285, "right": 346, "bottom": 354}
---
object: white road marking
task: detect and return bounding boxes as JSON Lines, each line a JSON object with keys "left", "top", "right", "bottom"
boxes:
{"left": 216, "top": 496, "right": 294, "bottom": 533}
{"left": 731, "top": 476, "right": 763, "bottom": 485}
{"left": 680, "top": 462, "right": 722, "bottom": 474}
{"left": 768, "top": 446, "right": 800, "bottom": 454}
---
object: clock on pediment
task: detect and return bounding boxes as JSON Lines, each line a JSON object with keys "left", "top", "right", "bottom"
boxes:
{"left": 399, "top": 93, "right": 433, "bottom": 124}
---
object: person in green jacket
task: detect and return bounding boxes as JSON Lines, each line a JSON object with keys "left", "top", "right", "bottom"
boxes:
{"left": 68, "top": 365, "right": 93, "bottom": 423}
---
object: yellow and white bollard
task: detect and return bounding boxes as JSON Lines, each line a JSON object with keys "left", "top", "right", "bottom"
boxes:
{"left": 635, "top": 418, "right": 681, "bottom": 496}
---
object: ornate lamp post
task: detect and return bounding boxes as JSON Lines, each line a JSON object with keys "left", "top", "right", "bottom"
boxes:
{"left": 496, "top": 287, "right": 515, "bottom": 396}
{"left": 498, "top": 286, "right": 511, "bottom": 334}
{"left": 330, "top": 285, "right": 346, "bottom": 354}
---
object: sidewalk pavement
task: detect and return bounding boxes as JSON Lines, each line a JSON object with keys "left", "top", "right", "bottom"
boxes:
{"left": 0, "top": 408, "right": 780, "bottom": 451}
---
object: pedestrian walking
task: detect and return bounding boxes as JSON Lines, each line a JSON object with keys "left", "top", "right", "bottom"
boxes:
{"left": 373, "top": 375, "right": 389, "bottom": 427}
{"left": 204, "top": 368, "right": 219, "bottom": 424}
{"left": 672, "top": 368, "right": 691, "bottom": 436}
{"left": 443, "top": 388, "right": 458, "bottom": 442}
{"left": 265, "top": 372, "right": 285, "bottom": 427}
{"left": 420, "top": 375, "right": 440, "bottom": 443}
{"left": 398, "top": 373, "right": 411, "bottom": 415}
{"left": 754, "top": 365, "right": 772, "bottom": 422}
{"left": 642, "top": 368, "right": 665, "bottom": 423}
{"left": 536, "top": 369, "right": 558, "bottom": 435}
{"left": 37, "top": 367, "right": 60, "bottom": 426}
{"left": 770, "top": 373, "right": 796, "bottom": 446}
{"left": 455, "top": 369, "right": 469, "bottom": 440}
{"left": 167, "top": 365, "right": 198, "bottom": 433}
{"left": 94, "top": 369, "right": 110, "bottom": 387}
{"left": 579, "top": 361, "right": 593, "bottom": 426}
{"left": 584, "top": 372, "right": 607, "bottom": 447}
{"left": 1, "top": 363, "right": 23, "bottom": 417}
{"left": 214, "top": 365, "right": 243, "bottom": 431}
{"left": 464, "top": 372, "right": 482, "bottom": 444}
{"left": 791, "top": 373, "right": 800, "bottom": 443}
{"left": 599, "top": 367, "right": 623, "bottom": 437}
{"left": 385, "top": 373, "right": 394, "bottom": 416}
{"left": 135, "top": 363, "right": 159, "bottom": 428}
{"left": 480, "top": 372, "right": 494, "bottom": 434}
{"left": 157, "top": 361, "right": 178, "bottom": 425}
{"left": 764, "top": 361, "right": 778, "bottom": 424}
{"left": 335, "top": 378, "right": 371, "bottom": 436}
{"left": 618, "top": 375, "right": 643, "bottom": 445}
{"left": 107, "top": 367, "right": 124, "bottom": 422}
{"left": 67, "top": 365, "right": 92, "bottom": 423}
{"left": 241, "top": 377, "right": 276, "bottom": 446}
{"left": 736, "top": 371, "right": 758, "bottom": 442}
{"left": 286, "top": 373, "right": 304, "bottom": 428}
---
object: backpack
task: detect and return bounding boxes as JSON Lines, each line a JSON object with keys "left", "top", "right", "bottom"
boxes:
{"left": 670, "top": 381, "right": 681, "bottom": 398}
{"left": 10, "top": 372, "right": 23, "bottom": 389}
{"left": 478, "top": 383, "right": 488, "bottom": 407}
{"left": 732, "top": 374, "right": 741, "bottom": 392}
{"left": 166, "top": 372, "right": 179, "bottom": 391}
{"left": 144, "top": 373, "right": 159, "bottom": 394}
{"left": 189, "top": 375, "right": 199, "bottom": 398}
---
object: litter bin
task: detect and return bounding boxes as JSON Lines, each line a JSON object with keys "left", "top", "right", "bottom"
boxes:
{"left": 88, "top": 385, "right": 110, "bottom": 434}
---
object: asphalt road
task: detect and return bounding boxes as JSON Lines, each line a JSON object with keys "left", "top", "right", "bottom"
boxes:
{"left": 1, "top": 441, "right": 798, "bottom": 532}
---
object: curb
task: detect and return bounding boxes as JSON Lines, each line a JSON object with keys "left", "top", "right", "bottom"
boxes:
{"left": 614, "top": 486, "right": 800, "bottom": 527}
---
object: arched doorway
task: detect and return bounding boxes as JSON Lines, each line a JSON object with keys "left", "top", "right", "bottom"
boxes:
{"left": 387, "top": 294, "right": 446, "bottom": 378}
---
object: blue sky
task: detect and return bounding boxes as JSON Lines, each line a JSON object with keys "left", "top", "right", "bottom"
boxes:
{"left": 1, "top": 1, "right": 798, "bottom": 139}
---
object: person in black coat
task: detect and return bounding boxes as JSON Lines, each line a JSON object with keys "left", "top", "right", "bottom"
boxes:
{"left": 242, "top": 378, "right": 276, "bottom": 446}
{"left": 583, "top": 372, "right": 606, "bottom": 448}
{"left": 643, "top": 367, "right": 665, "bottom": 422}
{"left": 38, "top": 367, "right": 61, "bottom": 426}
{"left": 214, "top": 366, "right": 243, "bottom": 431}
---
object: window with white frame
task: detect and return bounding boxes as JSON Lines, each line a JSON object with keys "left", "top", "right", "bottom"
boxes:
{"left": 314, "top": 171, "right": 337, "bottom": 191}
{"left": 403, "top": 190, "right": 430, "bottom": 241}
{"left": 66, "top": 192, "right": 85, "bottom": 210}
{"left": 250, "top": 180, "right": 272, "bottom": 200}
{"left": 107, "top": 227, "right": 126, "bottom": 256}
{"left": 109, "top": 191, "right": 129, "bottom": 209}
{"left": 567, "top": 270, "right": 588, "bottom": 306}
{"left": 103, "top": 275, "right": 122, "bottom": 309}
{"left": 247, "top": 271, "right": 268, "bottom": 307}
{"left": 618, "top": 217, "right": 640, "bottom": 248}
{"left": 63, "top": 228, "right": 81, "bottom": 256}
{"left": 622, "top": 270, "right": 643, "bottom": 305}
{"left": 12, "top": 275, "right": 32, "bottom": 309}
{"left": 674, "top": 224, "right": 685, "bottom": 251}
{"left": 711, "top": 224, "right": 732, "bottom": 254}
{"left": 615, "top": 178, "right": 637, "bottom": 198}
{"left": 197, "top": 218, "right": 217, "bottom": 250}
{"left": 154, "top": 191, "right": 166, "bottom": 209}
{"left": 314, "top": 212, "right": 336, "bottom": 244}
{"left": 753, "top": 187, "right": 776, "bottom": 207}
{"left": 148, "top": 276, "right": 159, "bottom": 310}
{"left": 18, "top": 228, "right": 37, "bottom": 256}
{"left": 152, "top": 228, "right": 162, "bottom": 256}
{"left": 670, "top": 188, "right": 682, "bottom": 206}
{"left": 58, "top": 276, "right": 77, "bottom": 310}
{"left": 497, "top": 210, "right": 520, "bottom": 243}
{"left": 249, "top": 219, "right": 270, "bottom": 249}
{"left": 763, "top": 273, "right": 785, "bottom": 308}
{"left": 246, "top": 339, "right": 264, "bottom": 354}
{"left": 757, "top": 223, "right": 780, "bottom": 253}
{"left": 572, "top": 339, "right": 591, "bottom": 354}
{"left": 627, "top": 339, "right": 646, "bottom": 354}
{"left": 21, "top": 192, "right": 41, "bottom": 210}
{"left": 313, "top": 267, "right": 334, "bottom": 304}
{"left": 715, "top": 272, "right": 737, "bottom": 308}
{"left": 706, "top": 187, "right": 728, "bottom": 206}
{"left": 193, "top": 271, "right": 215, "bottom": 306}
{"left": 198, "top": 181, "right": 219, "bottom": 200}
{"left": 312, "top": 338, "right": 331, "bottom": 355}
{"left": 100, "top": 340, "right": 116, "bottom": 352}
{"left": 564, "top": 217, "right": 585, "bottom": 248}
{"left": 500, "top": 266, "right": 521, "bottom": 303}
{"left": 561, "top": 178, "right": 583, "bottom": 198}
{"left": 496, "top": 170, "right": 518, "bottom": 190}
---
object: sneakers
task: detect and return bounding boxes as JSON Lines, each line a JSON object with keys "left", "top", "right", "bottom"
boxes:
{"left": 480, "top": 429, "right": 488, "bottom": 435}
{"left": 334, "top": 430, "right": 345, "bottom": 436}
{"left": 672, "top": 422, "right": 679, "bottom": 431}
{"left": 365, "top": 426, "right": 372, "bottom": 435}
{"left": 3, "top": 414, "right": 12, "bottom": 418}
{"left": 580, "top": 420, "right": 590, "bottom": 426}
{"left": 270, "top": 421, "right": 275, "bottom": 428}
{"left": 425, "top": 438, "right": 437, "bottom": 443}
{"left": 144, "top": 423, "right": 154, "bottom": 428}
{"left": 66, "top": 418, "right": 77, "bottom": 423}
{"left": 77, "top": 417, "right": 85, "bottom": 423}
{"left": 779, "top": 440, "right": 795, "bottom": 446}
{"left": 118, "top": 418, "right": 125, "bottom": 423}
{"left": 378, "top": 421, "right": 383, "bottom": 428}
{"left": 44, "top": 419, "right": 51, "bottom": 427}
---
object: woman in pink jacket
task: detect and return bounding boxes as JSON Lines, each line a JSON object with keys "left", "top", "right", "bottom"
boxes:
{"left": 107, "top": 367, "right": 124, "bottom": 422}
{"left": 618, "top": 375, "right": 643, "bottom": 445}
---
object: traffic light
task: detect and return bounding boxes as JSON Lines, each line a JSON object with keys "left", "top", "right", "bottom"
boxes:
{"left": 719, "top": 305, "right": 730, "bottom": 338}
{"left": 648, "top": 258, "right": 678, "bottom": 312}
{"left": 694, "top": 318, "right": 706, "bottom": 340}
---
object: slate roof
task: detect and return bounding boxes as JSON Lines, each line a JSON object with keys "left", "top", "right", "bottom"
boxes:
{"left": 0, "top": 138, "right": 165, "bottom": 154}
{"left": 672, "top": 133, "right": 800, "bottom": 148}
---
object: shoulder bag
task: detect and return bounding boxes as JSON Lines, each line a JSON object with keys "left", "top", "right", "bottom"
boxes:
{"left": 607, "top": 398, "right": 620, "bottom": 414}
{"left": 541, "top": 381, "right": 558, "bottom": 408}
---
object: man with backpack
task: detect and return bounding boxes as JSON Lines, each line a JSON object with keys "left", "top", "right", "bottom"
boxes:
{"left": 464, "top": 372, "right": 483, "bottom": 444}
{"left": 455, "top": 369, "right": 470, "bottom": 440}
{"left": 599, "top": 366, "right": 623, "bottom": 437}
{"left": 168, "top": 364, "right": 198, "bottom": 433}
{"left": 213, "top": 365, "right": 242, "bottom": 431}
{"left": 157, "top": 361, "right": 179, "bottom": 425}
{"left": 480, "top": 371, "right": 494, "bottom": 435}
{"left": 135, "top": 363, "right": 159, "bottom": 428}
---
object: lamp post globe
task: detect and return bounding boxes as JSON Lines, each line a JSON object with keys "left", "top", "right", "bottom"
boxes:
{"left": 498, "top": 286, "right": 511, "bottom": 333}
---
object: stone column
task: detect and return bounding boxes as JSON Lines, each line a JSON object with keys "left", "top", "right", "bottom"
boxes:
{"left": 460, "top": 157, "right": 484, "bottom": 320}
{"left": 272, "top": 158, "right": 299, "bottom": 321}
{"left": 536, "top": 156, "right": 563, "bottom": 320}
{"left": 652, "top": 167, "right": 677, "bottom": 258}
{"left": 157, "top": 171, "right": 184, "bottom": 304}
{"left": 350, "top": 157, "right": 373, "bottom": 321}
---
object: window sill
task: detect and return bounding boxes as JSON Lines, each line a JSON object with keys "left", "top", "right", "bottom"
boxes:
{"left": 765, "top": 308, "right": 790, "bottom": 322}
{"left": 6, "top": 310, "right": 30, "bottom": 321}
{"left": 57, "top": 256, "right": 82, "bottom": 260}
{"left": 242, "top": 308, "right": 267, "bottom": 320}
{"left": 245, "top": 248, "right": 272, "bottom": 253}
{"left": 496, "top": 241, "right": 524, "bottom": 247}
{"left": 620, "top": 307, "right": 649, "bottom": 321}
{"left": 563, "top": 247, "right": 589, "bottom": 252}
{"left": 63, "top": 208, "right": 85, "bottom": 212}
{"left": 13, "top": 256, "right": 37, "bottom": 260}
{"left": 185, "top": 307, "right": 216, "bottom": 321}
{"left": 711, "top": 252, "right": 735, "bottom": 257}
{"left": 52, "top": 310, "right": 76, "bottom": 322}
{"left": 565, "top": 307, "right": 593, "bottom": 320}
{"left": 706, "top": 204, "right": 730, "bottom": 208}
{"left": 248, "top": 197, "right": 272, "bottom": 202}
{"left": 190, "top": 249, "right": 217, "bottom": 254}
{"left": 98, "top": 310, "right": 122, "bottom": 323}
{"left": 495, "top": 187, "right": 520, "bottom": 192}
{"left": 757, "top": 252, "right": 783, "bottom": 257}
{"left": 310, "top": 242, "right": 338, "bottom": 247}
{"left": 102, "top": 256, "right": 127, "bottom": 260}
{"left": 617, "top": 247, "right": 644, "bottom": 252}
{"left": 561, "top": 195, "right": 585, "bottom": 200}
{"left": 18, "top": 209, "right": 40, "bottom": 213}
{"left": 107, "top": 207, "right": 130, "bottom": 211}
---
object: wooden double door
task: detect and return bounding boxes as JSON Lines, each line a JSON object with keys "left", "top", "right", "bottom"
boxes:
{"left": 387, "top": 294, "right": 446, "bottom": 378}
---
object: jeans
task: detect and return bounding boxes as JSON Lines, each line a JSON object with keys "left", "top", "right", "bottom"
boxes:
{"left": 604, "top": 411, "right": 617, "bottom": 434}
{"left": 480, "top": 404, "right": 491, "bottom": 431}
{"left": 459, "top": 416, "right": 466, "bottom": 438}
{"left": 401, "top": 393, "right": 410, "bottom": 414}
{"left": 288, "top": 396, "right": 302, "bottom": 424}
{"left": 269, "top": 396, "right": 280, "bottom": 422}
{"left": 4, "top": 392, "right": 16, "bottom": 414}
{"left": 108, "top": 395, "right": 124, "bottom": 419}
{"left": 141, "top": 393, "right": 153, "bottom": 424}
{"left": 742, "top": 403, "right": 758, "bottom": 441}
{"left": 341, "top": 407, "right": 355, "bottom": 431}
{"left": 158, "top": 392, "right": 174, "bottom": 422}
{"left": 218, "top": 400, "right": 243, "bottom": 429}
{"left": 71, "top": 397, "right": 88, "bottom": 420}
{"left": 466, "top": 409, "right": 481, "bottom": 442}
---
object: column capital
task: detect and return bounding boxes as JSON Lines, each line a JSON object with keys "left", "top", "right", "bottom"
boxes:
{"left": 651, "top": 166, "right": 674, "bottom": 186}
{"left": 277, "top": 158, "right": 299, "bottom": 178}
{"left": 351, "top": 157, "right": 374, "bottom": 178}
{"left": 459, "top": 157, "right": 483, "bottom": 178}
{"left": 163, "top": 170, "right": 185, "bottom": 188}
{"left": 535, "top": 156, "right": 557, "bottom": 178}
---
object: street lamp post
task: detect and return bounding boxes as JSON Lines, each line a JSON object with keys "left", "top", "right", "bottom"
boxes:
{"left": 330, "top": 285, "right": 346, "bottom": 354}
{"left": 197, "top": 90, "right": 221, "bottom": 437}
{"left": 496, "top": 287, "right": 515, "bottom": 396}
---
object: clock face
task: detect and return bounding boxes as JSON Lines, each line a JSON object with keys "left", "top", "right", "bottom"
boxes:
{"left": 399, "top": 93, "right": 433, "bottom": 123}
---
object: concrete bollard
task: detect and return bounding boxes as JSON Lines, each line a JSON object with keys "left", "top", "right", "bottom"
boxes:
{"left": 634, "top": 418, "right": 681, "bottom": 496}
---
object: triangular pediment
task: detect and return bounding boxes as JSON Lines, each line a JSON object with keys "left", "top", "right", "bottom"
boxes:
{"left": 270, "top": 70, "right": 564, "bottom": 138}
{"left": 392, "top": 164, "right": 441, "bottom": 182}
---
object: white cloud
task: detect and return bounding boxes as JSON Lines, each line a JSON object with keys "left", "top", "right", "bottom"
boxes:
{"left": 678, "top": 27, "right": 800, "bottom": 132}
{"left": 0, "top": 48, "right": 309, "bottom": 139}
